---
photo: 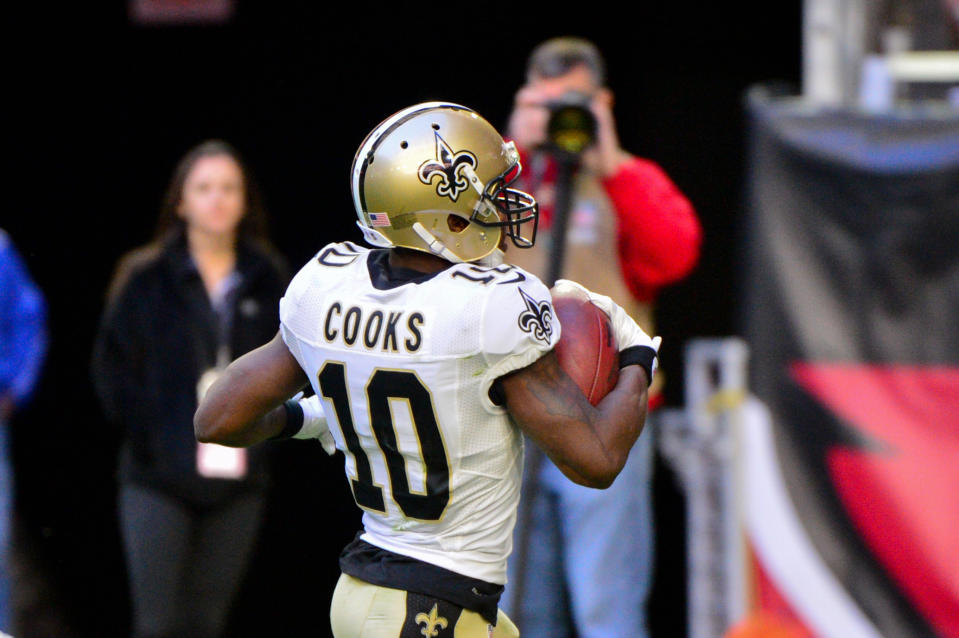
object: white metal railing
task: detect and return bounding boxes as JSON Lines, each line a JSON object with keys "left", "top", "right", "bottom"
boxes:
{"left": 659, "top": 338, "right": 750, "bottom": 638}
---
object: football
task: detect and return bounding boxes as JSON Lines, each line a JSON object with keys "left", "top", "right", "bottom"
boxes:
{"left": 550, "top": 283, "right": 619, "bottom": 405}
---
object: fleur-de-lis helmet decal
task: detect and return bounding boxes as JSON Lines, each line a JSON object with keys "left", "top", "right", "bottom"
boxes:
{"left": 417, "top": 132, "right": 478, "bottom": 202}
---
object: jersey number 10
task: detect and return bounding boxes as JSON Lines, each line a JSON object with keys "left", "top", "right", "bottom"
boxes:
{"left": 318, "top": 362, "right": 450, "bottom": 521}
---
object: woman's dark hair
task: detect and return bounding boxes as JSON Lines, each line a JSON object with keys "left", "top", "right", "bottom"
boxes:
{"left": 154, "top": 139, "right": 269, "bottom": 242}
{"left": 104, "top": 141, "right": 283, "bottom": 303}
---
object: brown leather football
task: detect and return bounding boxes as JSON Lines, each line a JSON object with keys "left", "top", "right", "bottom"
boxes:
{"left": 550, "top": 284, "right": 619, "bottom": 406}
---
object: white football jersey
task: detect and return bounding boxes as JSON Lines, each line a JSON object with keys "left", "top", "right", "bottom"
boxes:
{"left": 279, "top": 242, "right": 560, "bottom": 585}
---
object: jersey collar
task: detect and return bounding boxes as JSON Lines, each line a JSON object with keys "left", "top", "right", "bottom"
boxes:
{"left": 366, "top": 249, "right": 448, "bottom": 290}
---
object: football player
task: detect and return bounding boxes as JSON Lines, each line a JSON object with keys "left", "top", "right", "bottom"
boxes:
{"left": 194, "top": 102, "right": 660, "bottom": 638}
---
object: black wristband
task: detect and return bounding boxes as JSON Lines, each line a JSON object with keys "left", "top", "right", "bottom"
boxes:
{"left": 272, "top": 400, "right": 305, "bottom": 440}
{"left": 619, "top": 345, "right": 656, "bottom": 386}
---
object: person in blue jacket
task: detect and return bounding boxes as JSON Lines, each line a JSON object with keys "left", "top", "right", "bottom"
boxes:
{"left": 0, "top": 229, "right": 48, "bottom": 633}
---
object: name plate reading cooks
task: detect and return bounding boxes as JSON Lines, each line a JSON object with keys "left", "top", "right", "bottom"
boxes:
{"left": 323, "top": 301, "right": 427, "bottom": 353}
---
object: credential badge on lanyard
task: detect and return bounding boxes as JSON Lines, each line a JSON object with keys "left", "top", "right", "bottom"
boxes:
{"left": 196, "top": 345, "right": 248, "bottom": 479}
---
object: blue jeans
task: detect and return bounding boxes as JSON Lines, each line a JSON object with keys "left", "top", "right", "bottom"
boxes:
{"left": 0, "top": 423, "right": 11, "bottom": 632}
{"left": 503, "top": 429, "right": 654, "bottom": 638}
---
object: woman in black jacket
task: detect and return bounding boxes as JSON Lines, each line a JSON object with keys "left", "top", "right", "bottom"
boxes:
{"left": 92, "top": 140, "right": 288, "bottom": 638}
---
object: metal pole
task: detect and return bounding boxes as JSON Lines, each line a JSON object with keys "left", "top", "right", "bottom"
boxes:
{"left": 507, "top": 154, "right": 578, "bottom": 628}
{"left": 803, "top": 0, "right": 868, "bottom": 107}
{"left": 544, "top": 159, "right": 577, "bottom": 287}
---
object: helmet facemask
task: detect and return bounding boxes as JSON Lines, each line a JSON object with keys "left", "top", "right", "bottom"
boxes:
{"left": 463, "top": 147, "right": 539, "bottom": 252}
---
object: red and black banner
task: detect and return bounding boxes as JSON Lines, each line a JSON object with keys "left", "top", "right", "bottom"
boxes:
{"left": 741, "top": 90, "right": 959, "bottom": 638}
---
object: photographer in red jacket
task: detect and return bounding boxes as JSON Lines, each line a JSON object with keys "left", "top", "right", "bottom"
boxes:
{"left": 504, "top": 37, "right": 701, "bottom": 638}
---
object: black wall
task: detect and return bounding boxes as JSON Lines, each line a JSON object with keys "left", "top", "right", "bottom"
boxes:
{"left": 10, "top": 3, "right": 800, "bottom": 635}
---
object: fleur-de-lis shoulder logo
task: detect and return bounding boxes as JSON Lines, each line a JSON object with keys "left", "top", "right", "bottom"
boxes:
{"left": 417, "top": 131, "right": 478, "bottom": 202}
{"left": 517, "top": 288, "right": 554, "bottom": 344}
{"left": 415, "top": 603, "right": 449, "bottom": 637}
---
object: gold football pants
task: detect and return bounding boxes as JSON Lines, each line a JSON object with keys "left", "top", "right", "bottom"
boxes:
{"left": 330, "top": 573, "right": 519, "bottom": 638}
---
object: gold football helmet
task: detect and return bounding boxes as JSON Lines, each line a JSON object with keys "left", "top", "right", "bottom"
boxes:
{"left": 351, "top": 102, "right": 538, "bottom": 265}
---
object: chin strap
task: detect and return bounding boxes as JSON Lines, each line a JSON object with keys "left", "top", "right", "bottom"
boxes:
{"left": 413, "top": 222, "right": 505, "bottom": 267}
{"left": 356, "top": 221, "right": 392, "bottom": 247}
{"left": 412, "top": 222, "right": 464, "bottom": 263}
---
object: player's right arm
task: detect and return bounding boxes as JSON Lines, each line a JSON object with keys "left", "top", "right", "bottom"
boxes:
{"left": 476, "top": 269, "right": 656, "bottom": 488}
{"left": 501, "top": 352, "right": 648, "bottom": 489}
